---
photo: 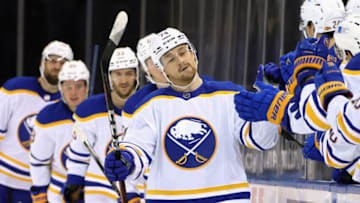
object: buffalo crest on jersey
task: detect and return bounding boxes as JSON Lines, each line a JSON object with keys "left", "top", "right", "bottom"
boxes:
{"left": 164, "top": 116, "right": 217, "bottom": 170}
{"left": 17, "top": 113, "right": 37, "bottom": 151}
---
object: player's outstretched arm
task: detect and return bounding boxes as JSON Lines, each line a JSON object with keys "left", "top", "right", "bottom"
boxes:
{"left": 235, "top": 65, "right": 292, "bottom": 127}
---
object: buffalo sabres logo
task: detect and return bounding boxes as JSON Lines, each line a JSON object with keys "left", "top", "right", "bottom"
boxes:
{"left": 164, "top": 116, "right": 217, "bottom": 170}
{"left": 17, "top": 113, "right": 37, "bottom": 151}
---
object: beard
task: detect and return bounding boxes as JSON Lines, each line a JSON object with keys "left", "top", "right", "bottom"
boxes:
{"left": 44, "top": 71, "right": 59, "bottom": 85}
{"left": 113, "top": 84, "right": 135, "bottom": 99}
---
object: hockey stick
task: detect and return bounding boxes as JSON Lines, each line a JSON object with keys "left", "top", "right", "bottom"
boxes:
{"left": 73, "top": 124, "right": 122, "bottom": 197}
{"left": 99, "top": 11, "right": 129, "bottom": 203}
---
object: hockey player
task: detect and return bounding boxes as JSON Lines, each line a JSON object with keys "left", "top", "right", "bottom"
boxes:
{"left": 260, "top": 0, "right": 345, "bottom": 137}
{"left": 313, "top": 15, "right": 360, "bottom": 183}
{"left": 29, "top": 60, "right": 90, "bottom": 202}
{"left": 122, "top": 33, "right": 169, "bottom": 129}
{"left": 104, "top": 27, "right": 279, "bottom": 202}
{"left": 62, "top": 47, "right": 140, "bottom": 203}
{"left": 0, "top": 40, "right": 73, "bottom": 202}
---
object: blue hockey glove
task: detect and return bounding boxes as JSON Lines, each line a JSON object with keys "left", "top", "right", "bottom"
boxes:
{"left": 302, "top": 133, "right": 324, "bottom": 162}
{"left": 280, "top": 51, "right": 295, "bottom": 84}
{"left": 235, "top": 66, "right": 293, "bottom": 125}
{"left": 61, "top": 175, "right": 84, "bottom": 203}
{"left": 105, "top": 149, "right": 134, "bottom": 182}
{"left": 263, "top": 63, "right": 282, "bottom": 83}
{"left": 30, "top": 185, "right": 48, "bottom": 203}
{"left": 315, "top": 61, "right": 352, "bottom": 111}
{"left": 292, "top": 36, "right": 330, "bottom": 90}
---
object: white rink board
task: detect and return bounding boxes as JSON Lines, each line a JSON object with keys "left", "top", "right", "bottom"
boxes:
{"left": 249, "top": 178, "right": 360, "bottom": 203}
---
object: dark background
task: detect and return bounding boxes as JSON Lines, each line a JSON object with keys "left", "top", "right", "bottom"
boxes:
{"left": 1, "top": 0, "right": 304, "bottom": 93}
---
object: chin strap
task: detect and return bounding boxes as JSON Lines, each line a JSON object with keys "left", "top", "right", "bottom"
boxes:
{"left": 145, "top": 75, "right": 170, "bottom": 88}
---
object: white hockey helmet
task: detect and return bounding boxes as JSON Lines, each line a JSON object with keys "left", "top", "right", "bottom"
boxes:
{"left": 40, "top": 40, "right": 74, "bottom": 83}
{"left": 346, "top": 0, "right": 360, "bottom": 16}
{"left": 108, "top": 47, "right": 139, "bottom": 89}
{"left": 299, "top": 0, "right": 345, "bottom": 38}
{"left": 150, "top": 27, "right": 197, "bottom": 72}
{"left": 58, "top": 60, "right": 90, "bottom": 85}
{"left": 334, "top": 15, "right": 360, "bottom": 58}
{"left": 58, "top": 60, "right": 90, "bottom": 97}
{"left": 137, "top": 33, "right": 157, "bottom": 73}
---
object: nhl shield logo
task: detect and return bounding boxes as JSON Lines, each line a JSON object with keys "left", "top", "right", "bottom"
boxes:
{"left": 164, "top": 116, "right": 217, "bottom": 170}
{"left": 17, "top": 113, "right": 37, "bottom": 151}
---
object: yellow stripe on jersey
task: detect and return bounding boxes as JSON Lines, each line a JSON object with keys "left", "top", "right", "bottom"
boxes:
{"left": 343, "top": 69, "right": 360, "bottom": 75}
{"left": 244, "top": 124, "right": 256, "bottom": 149}
{"left": 350, "top": 168, "right": 355, "bottom": 176}
{"left": 147, "top": 182, "right": 249, "bottom": 196}
{"left": 86, "top": 172, "right": 108, "bottom": 181}
{"left": 35, "top": 119, "right": 74, "bottom": 128}
{"left": 125, "top": 91, "right": 240, "bottom": 118}
{"left": 124, "top": 95, "right": 178, "bottom": 118}
{"left": 74, "top": 112, "right": 109, "bottom": 122}
{"left": 198, "top": 91, "right": 240, "bottom": 98}
{"left": 0, "top": 87, "right": 40, "bottom": 97}
{"left": 48, "top": 185, "right": 60, "bottom": 194}
{"left": 51, "top": 170, "right": 66, "bottom": 179}
{"left": 137, "top": 183, "right": 147, "bottom": 190}
{"left": 314, "top": 133, "right": 320, "bottom": 150}
{"left": 0, "top": 136, "right": 4, "bottom": 141}
{"left": 0, "top": 152, "right": 29, "bottom": 169}
{"left": 305, "top": 102, "right": 330, "bottom": 130}
{"left": 85, "top": 190, "right": 117, "bottom": 199}
{"left": 337, "top": 113, "right": 360, "bottom": 144}
{"left": 324, "top": 151, "right": 346, "bottom": 168}
{"left": 0, "top": 168, "right": 31, "bottom": 182}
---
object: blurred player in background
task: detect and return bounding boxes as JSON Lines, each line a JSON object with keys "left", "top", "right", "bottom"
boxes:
{"left": 0, "top": 40, "right": 73, "bottom": 202}
{"left": 29, "top": 60, "right": 90, "bottom": 202}
{"left": 62, "top": 47, "right": 140, "bottom": 203}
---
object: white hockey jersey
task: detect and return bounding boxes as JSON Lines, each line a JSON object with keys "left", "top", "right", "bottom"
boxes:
{"left": 66, "top": 94, "right": 140, "bottom": 202}
{"left": 30, "top": 100, "right": 74, "bottom": 202}
{"left": 121, "top": 80, "right": 279, "bottom": 202}
{"left": 318, "top": 54, "right": 360, "bottom": 181}
{"left": 0, "top": 76, "right": 60, "bottom": 190}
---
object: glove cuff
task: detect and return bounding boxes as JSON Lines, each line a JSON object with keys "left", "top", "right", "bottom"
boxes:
{"left": 294, "top": 56, "right": 325, "bottom": 73}
{"left": 266, "top": 91, "right": 293, "bottom": 125}
{"left": 317, "top": 81, "right": 351, "bottom": 110}
{"left": 30, "top": 185, "right": 48, "bottom": 203}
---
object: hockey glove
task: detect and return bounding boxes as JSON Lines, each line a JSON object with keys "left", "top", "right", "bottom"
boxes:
{"left": 263, "top": 63, "right": 282, "bottom": 83}
{"left": 290, "top": 36, "right": 330, "bottom": 94}
{"left": 30, "top": 185, "right": 48, "bottom": 203}
{"left": 235, "top": 66, "right": 293, "bottom": 125}
{"left": 302, "top": 133, "right": 324, "bottom": 162}
{"left": 315, "top": 61, "right": 352, "bottom": 111}
{"left": 61, "top": 175, "right": 84, "bottom": 203}
{"left": 105, "top": 149, "right": 134, "bottom": 182}
{"left": 280, "top": 51, "right": 295, "bottom": 83}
